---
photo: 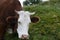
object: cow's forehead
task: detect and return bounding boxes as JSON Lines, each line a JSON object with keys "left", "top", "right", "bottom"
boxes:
{"left": 16, "top": 10, "right": 31, "bottom": 15}
{"left": 19, "top": 11, "right": 30, "bottom": 14}
{"left": 19, "top": 11, "right": 30, "bottom": 13}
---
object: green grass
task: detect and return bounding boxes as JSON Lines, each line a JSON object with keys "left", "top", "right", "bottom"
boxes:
{"left": 5, "top": 4, "right": 60, "bottom": 40}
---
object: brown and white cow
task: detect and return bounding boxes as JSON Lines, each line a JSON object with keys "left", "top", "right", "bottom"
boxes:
{"left": 0, "top": 0, "right": 22, "bottom": 40}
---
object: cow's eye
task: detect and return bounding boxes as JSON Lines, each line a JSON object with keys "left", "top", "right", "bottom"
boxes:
{"left": 18, "top": 22, "right": 20, "bottom": 24}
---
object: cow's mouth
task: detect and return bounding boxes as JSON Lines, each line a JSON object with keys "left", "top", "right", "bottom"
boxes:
{"left": 31, "top": 16, "right": 40, "bottom": 23}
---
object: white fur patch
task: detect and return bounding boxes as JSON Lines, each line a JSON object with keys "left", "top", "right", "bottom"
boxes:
{"left": 16, "top": 10, "right": 35, "bottom": 38}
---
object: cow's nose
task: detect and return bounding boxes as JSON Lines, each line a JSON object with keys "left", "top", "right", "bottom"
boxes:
{"left": 20, "top": 35, "right": 29, "bottom": 39}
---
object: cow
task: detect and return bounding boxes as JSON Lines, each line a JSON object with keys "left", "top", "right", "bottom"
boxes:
{"left": 0, "top": 0, "right": 22, "bottom": 40}
{"left": 16, "top": 11, "right": 35, "bottom": 39}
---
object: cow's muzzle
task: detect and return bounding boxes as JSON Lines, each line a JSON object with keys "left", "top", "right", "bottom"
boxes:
{"left": 19, "top": 35, "right": 29, "bottom": 40}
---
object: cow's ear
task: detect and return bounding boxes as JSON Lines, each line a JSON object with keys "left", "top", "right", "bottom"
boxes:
{"left": 6, "top": 16, "right": 13, "bottom": 22}
{"left": 15, "top": 14, "right": 19, "bottom": 19}
{"left": 6, "top": 15, "right": 19, "bottom": 23}
{"left": 30, "top": 16, "right": 40, "bottom": 23}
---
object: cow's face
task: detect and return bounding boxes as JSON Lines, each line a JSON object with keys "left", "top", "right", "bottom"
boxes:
{"left": 16, "top": 11, "right": 35, "bottom": 39}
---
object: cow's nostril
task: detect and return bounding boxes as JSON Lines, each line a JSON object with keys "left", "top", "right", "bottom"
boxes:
{"left": 20, "top": 35, "right": 29, "bottom": 39}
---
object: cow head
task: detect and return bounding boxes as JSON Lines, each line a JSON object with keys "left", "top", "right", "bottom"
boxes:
{"left": 15, "top": 11, "right": 35, "bottom": 39}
